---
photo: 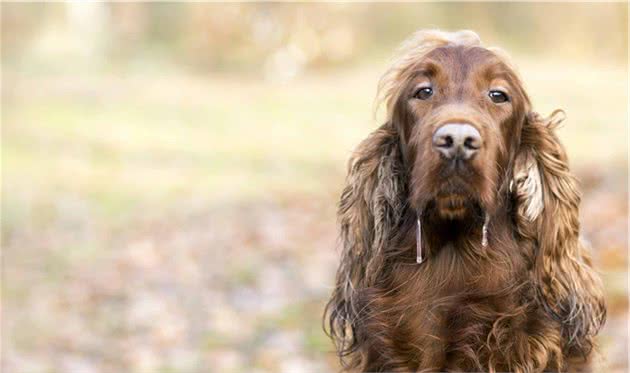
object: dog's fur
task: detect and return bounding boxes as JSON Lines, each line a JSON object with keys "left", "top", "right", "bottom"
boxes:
{"left": 324, "top": 30, "right": 606, "bottom": 372}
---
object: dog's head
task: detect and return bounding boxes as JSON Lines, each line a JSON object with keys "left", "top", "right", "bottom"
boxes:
{"left": 379, "top": 30, "right": 530, "bottom": 220}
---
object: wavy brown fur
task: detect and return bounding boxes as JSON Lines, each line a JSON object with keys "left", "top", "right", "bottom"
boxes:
{"left": 324, "top": 30, "right": 605, "bottom": 372}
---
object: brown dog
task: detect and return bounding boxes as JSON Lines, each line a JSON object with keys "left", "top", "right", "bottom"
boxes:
{"left": 324, "top": 30, "right": 605, "bottom": 372}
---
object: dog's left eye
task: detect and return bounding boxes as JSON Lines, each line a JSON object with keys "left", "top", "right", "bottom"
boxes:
{"left": 488, "top": 90, "right": 510, "bottom": 103}
{"left": 413, "top": 87, "right": 433, "bottom": 100}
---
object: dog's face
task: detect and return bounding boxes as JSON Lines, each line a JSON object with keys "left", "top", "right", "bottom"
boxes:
{"left": 392, "top": 45, "right": 530, "bottom": 220}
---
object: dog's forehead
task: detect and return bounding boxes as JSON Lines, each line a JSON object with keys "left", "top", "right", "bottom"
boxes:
{"left": 422, "top": 45, "right": 501, "bottom": 77}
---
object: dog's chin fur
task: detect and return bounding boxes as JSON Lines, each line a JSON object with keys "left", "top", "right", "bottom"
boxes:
{"left": 418, "top": 174, "right": 487, "bottom": 221}
{"left": 416, "top": 191, "right": 481, "bottom": 221}
{"left": 435, "top": 194, "right": 479, "bottom": 220}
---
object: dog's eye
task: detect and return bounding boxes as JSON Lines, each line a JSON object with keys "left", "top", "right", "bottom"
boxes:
{"left": 413, "top": 87, "right": 433, "bottom": 100}
{"left": 489, "top": 90, "right": 509, "bottom": 103}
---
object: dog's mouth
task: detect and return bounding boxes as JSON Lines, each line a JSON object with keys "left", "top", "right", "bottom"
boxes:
{"left": 413, "top": 154, "right": 490, "bottom": 221}
{"left": 431, "top": 177, "right": 481, "bottom": 220}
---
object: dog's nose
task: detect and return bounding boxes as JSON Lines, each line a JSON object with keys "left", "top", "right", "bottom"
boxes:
{"left": 432, "top": 123, "right": 481, "bottom": 160}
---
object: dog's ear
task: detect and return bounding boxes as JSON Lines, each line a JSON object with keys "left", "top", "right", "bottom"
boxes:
{"left": 512, "top": 111, "right": 606, "bottom": 356}
{"left": 324, "top": 122, "right": 407, "bottom": 366}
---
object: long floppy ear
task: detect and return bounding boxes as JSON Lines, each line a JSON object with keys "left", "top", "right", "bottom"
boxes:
{"left": 512, "top": 111, "right": 606, "bottom": 356}
{"left": 324, "top": 121, "right": 408, "bottom": 367}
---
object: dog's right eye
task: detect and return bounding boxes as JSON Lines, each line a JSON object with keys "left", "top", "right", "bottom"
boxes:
{"left": 413, "top": 87, "right": 433, "bottom": 100}
{"left": 489, "top": 90, "right": 509, "bottom": 103}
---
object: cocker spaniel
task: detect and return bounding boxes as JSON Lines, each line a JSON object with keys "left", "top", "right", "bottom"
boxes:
{"left": 324, "top": 30, "right": 606, "bottom": 372}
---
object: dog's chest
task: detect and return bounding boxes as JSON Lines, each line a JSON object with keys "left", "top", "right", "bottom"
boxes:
{"left": 391, "top": 256, "right": 529, "bottom": 369}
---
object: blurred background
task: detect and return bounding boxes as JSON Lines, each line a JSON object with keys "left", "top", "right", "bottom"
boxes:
{"left": 2, "top": 3, "right": 628, "bottom": 372}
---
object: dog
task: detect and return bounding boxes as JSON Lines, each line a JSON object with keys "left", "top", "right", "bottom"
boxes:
{"left": 324, "top": 30, "right": 606, "bottom": 372}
